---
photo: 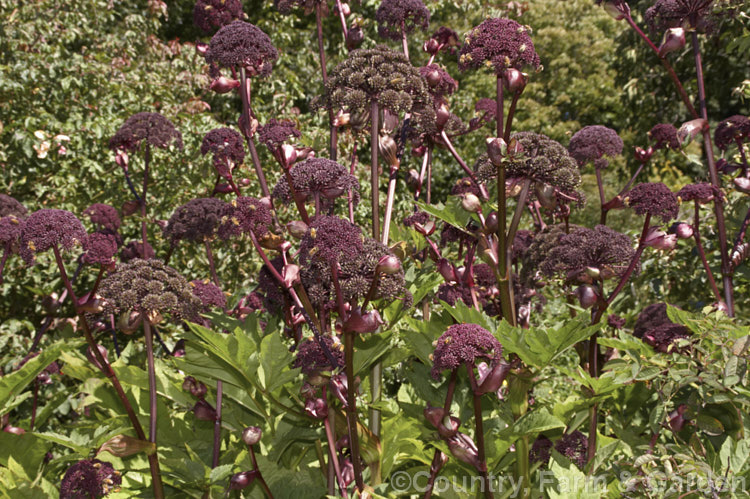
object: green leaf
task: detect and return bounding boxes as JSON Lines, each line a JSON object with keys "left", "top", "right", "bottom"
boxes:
{"left": 696, "top": 414, "right": 724, "bottom": 436}
{"left": 498, "top": 409, "right": 565, "bottom": 439}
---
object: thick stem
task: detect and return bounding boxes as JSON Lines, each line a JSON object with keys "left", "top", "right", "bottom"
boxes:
{"left": 691, "top": 31, "right": 734, "bottom": 315}
{"left": 212, "top": 380, "right": 223, "bottom": 468}
{"left": 143, "top": 321, "right": 158, "bottom": 447}
{"left": 381, "top": 165, "right": 399, "bottom": 243}
{"left": 596, "top": 168, "right": 607, "bottom": 225}
{"left": 423, "top": 370, "right": 458, "bottom": 499}
{"left": 426, "top": 146, "right": 433, "bottom": 204}
{"left": 503, "top": 91, "right": 519, "bottom": 143}
{"left": 141, "top": 143, "right": 150, "bottom": 247}
{"left": 506, "top": 179, "right": 531, "bottom": 246}
{"left": 249, "top": 446, "right": 274, "bottom": 499}
{"left": 347, "top": 143, "right": 358, "bottom": 223}
{"left": 239, "top": 68, "right": 271, "bottom": 198}
{"left": 371, "top": 100, "right": 381, "bottom": 240}
{"left": 440, "top": 131, "right": 489, "bottom": 200}
{"left": 344, "top": 331, "right": 364, "bottom": 492}
{"left": 693, "top": 202, "right": 722, "bottom": 301}
{"left": 204, "top": 240, "right": 220, "bottom": 287}
{"left": 496, "top": 75, "right": 504, "bottom": 139}
{"left": 324, "top": 412, "right": 348, "bottom": 497}
{"left": 400, "top": 23, "right": 409, "bottom": 61}
{"left": 316, "top": 3, "right": 338, "bottom": 161}
{"left": 469, "top": 367, "right": 493, "bottom": 499}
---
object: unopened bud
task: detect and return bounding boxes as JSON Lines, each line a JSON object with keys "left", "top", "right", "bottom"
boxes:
{"left": 343, "top": 307, "right": 384, "bottom": 334}
{"left": 635, "top": 146, "right": 654, "bottom": 163}
{"left": 282, "top": 264, "right": 301, "bottom": 288}
{"left": 210, "top": 76, "right": 240, "bottom": 94}
{"left": 305, "top": 397, "right": 328, "bottom": 419}
{"left": 435, "top": 104, "right": 451, "bottom": 131}
{"left": 461, "top": 192, "right": 482, "bottom": 213}
{"left": 345, "top": 26, "right": 364, "bottom": 50}
{"left": 117, "top": 310, "right": 143, "bottom": 334}
{"left": 437, "top": 258, "right": 456, "bottom": 282}
{"left": 122, "top": 200, "right": 140, "bottom": 217}
{"left": 486, "top": 137, "right": 507, "bottom": 166}
{"left": 734, "top": 177, "right": 750, "bottom": 194}
{"left": 195, "top": 41, "right": 209, "bottom": 57}
{"left": 287, "top": 220, "right": 308, "bottom": 239}
{"left": 329, "top": 373, "right": 349, "bottom": 407}
{"left": 677, "top": 118, "right": 708, "bottom": 144}
{"left": 447, "top": 433, "right": 484, "bottom": 471}
{"left": 475, "top": 361, "right": 511, "bottom": 395}
{"left": 425, "top": 69, "right": 441, "bottom": 87}
{"left": 670, "top": 222, "right": 694, "bottom": 239}
{"left": 98, "top": 434, "right": 156, "bottom": 458}
{"left": 242, "top": 426, "right": 262, "bottom": 446}
{"left": 601, "top": 0, "right": 630, "bottom": 20}
{"left": 192, "top": 399, "right": 217, "bottom": 421}
{"left": 183, "top": 376, "right": 208, "bottom": 399}
{"left": 333, "top": 109, "right": 351, "bottom": 127}
{"left": 376, "top": 254, "right": 401, "bottom": 275}
{"left": 576, "top": 285, "right": 599, "bottom": 309}
{"left": 230, "top": 471, "right": 257, "bottom": 490}
{"left": 424, "top": 38, "right": 440, "bottom": 55}
{"left": 484, "top": 211, "right": 498, "bottom": 234}
{"left": 644, "top": 229, "right": 678, "bottom": 251}
{"left": 414, "top": 220, "right": 436, "bottom": 236}
{"left": 503, "top": 68, "right": 527, "bottom": 94}
{"left": 338, "top": 2, "right": 351, "bottom": 16}
{"left": 535, "top": 182, "right": 557, "bottom": 209}
{"left": 378, "top": 135, "right": 399, "bottom": 168}
{"left": 658, "top": 27, "right": 686, "bottom": 58}
{"left": 86, "top": 344, "right": 109, "bottom": 373}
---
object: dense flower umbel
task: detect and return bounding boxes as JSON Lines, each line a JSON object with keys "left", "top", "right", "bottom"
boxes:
{"left": 0, "top": 194, "right": 28, "bottom": 218}
{"left": 190, "top": 279, "right": 227, "bottom": 310}
{"left": 431, "top": 323, "right": 502, "bottom": 380}
{"left": 258, "top": 256, "right": 285, "bottom": 312}
{"left": 200, "top": 128, "right": 245, "bottom": 179}
{"left": 458, "top": 18, "right": 541, "bottom": 74}
{"left": 83, "top": 204, "right": 121, "bottom": 232}
{"left": 205, "top": 21, "right": 278, "bottom": 76}
{"left": 625, "top": 182, "right": 679, "bottom": 222}
{"left": 120, "top": 240, "right": 155, "bottom": 262}
{"left": 218, "top": 197, "right": 272, "bottom": 239}
{"left": 98, "top": 258, "right": 201, "bottom": 324}
{"left": 643, "top": 323, "right": 692, "bottom": 353}
{"left": 60, "top": 459, "right": 122, "bottom": 499}
{"left": 193, "top": 0, "right": 244, "bottom": 34}
{"left": 0, "top": 215, "right": 23, "bottom": 250}
{"left": 633, "top": 303, "right": 670, "bottom": 338}
{"left": 272, "top": 158, "right": 360, "bottom": 208}
{"left": 293, "top": 335, "right": 344, "bottom": 375}
{"left": 645, "top": 0, "right": 715, "bottom": 32}
{"left": 530, "top": 431, "right": 588, "bottom": 468}
{"left": 257, "top": 119, "right": 301, "bottom": 149}
{"left": 649, "top": 123, "right": 681, "bottom": 150}
{"left": 450, "top": 177, "right": 483, "bottom": 197}
{"left": 164, "top": 198, "right": 231, "bottom": 243}
{"left": 540, "top": 225, "right": 636, "bottom": 280}
{"left": 375, "top": 0, "right": 430, "bottom": 41}
{"left": 325, "top": 45, "right": 431, "bottom": 115}
{"left": 108, "top": 112, "right": 183, "bottom": 151}
{"left": 714, "top": 115, "right": 750, "bottom": 151}
{"left": 677, "top": 182, "right": 722, "bottom": 204}
{"left": 568, "top": 125, "right": 624, "bottom": 169}
{"left": 419, "top": 64, "right": 458, "bottom": 98}
{"left": 299, "top": 215, "right": 363, "bottom": 265}
{"left": 81, "top": 232, "right": 118, "bottom": 266}
{"left": 403, "top": 210, "right": 430, "bottom": 228}
{"left": 19, "top": 209, "right": 87, "bottom": 265}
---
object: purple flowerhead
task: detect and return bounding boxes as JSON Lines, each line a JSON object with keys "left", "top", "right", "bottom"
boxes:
{"left": 450, "top": 177, "right": 482, "bottom": 197}
{"left": 164, "top": 198, "right": 231, "bottom": 244}
{"left": 431, "top": 323, "right": 502, "bottom": 380}
{"left": 555, "top": 431, "right": 588, "bottom": 468}
{"left": 81, "top": 231, "right": 118, "bottom": 266}
{"left": 607, "top": 314, "right": 625, "bottom": 329}
{"left": 375, "top": 0, "right": 430, "bottom": 41}
{"left": 293, "top": 335, "right": 344, "bottom": 376}
{"left": 645, "top": 0, "right": 716, "bottom": 32}
{"left": 540, "top": 225, "right": 636, "bottom": 281}
{"left": 325, "top": 46, "right": 431, "bottom": 115}
{"left": 643, "top": 323, "right": 692, "bottom": 353}
{"left": 120, "top": 240, "right": 155, "bottom": 262}
{"left": 98, "top": 258, "right": 201, "bottom": 325}
{"left": 677, "top": 182, "right": 722, "bottom": 204}
{"left": 83, "top": 204, "right": 121, "bottom": 232}
{"left": 299, "top": 215, "right": 363, "bottom": 266}
{"left": 649, "top": 123, "right": 681, "bottom": 150}
{"left": 190, "top": 279, "right": 227, "bottom": 310}
{"left": 200, "top": 128, "right": 245, "bottom": 179}
{"left": 193, "top": 0, "right": 244, "bottom": 34}
{"left": 205, "top": 21, "right": 278, "bottom": 77}
{"left": 0, "top": 194, "right": 28, "bottom": 219}
{"left": 568, "top": 125, "right": 624, "bottom": 169}
{"left": 272, "top": 158, "right": 360, "bottom": 209}
{"left": 426, "top": 26, "right": 460, "bottom": 54}
{"left": 109, "top": 112, "right": 183, "bottom": 152}
{"left": 403, "top": 210, "right": 430, "bottom": 228}
{"left": 714, "top": 115, "right": 750, "bottom": 151}
{"left": 0, "top": 215, "right": 24, "bottom": 251}
{"left": 257, "top": 119, "right": 301, "bottom": 150}
{"left": 19, "top": 209, "right": 86, "bottom": 265}
{"left": 624, "top": 182, "right": 679, "bottom": 222}
{"left": 419, "top": 64, "right": 458, "bottom": 98}
{"left": 218, "top": 197, "right": 273, "bottom": 239}
{"left": 60, "top": 459, "right": 122, "bottom": 498}
{"left": 458, "top": 18, "right": 541, "bottom": 75}
{"left": 633, "top": 302, "right": 670, "bottom": 338}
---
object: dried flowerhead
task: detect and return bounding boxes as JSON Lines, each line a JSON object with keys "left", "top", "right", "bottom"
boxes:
{"left": 99, "top": 258, "right": 201, "bottom": 324}
{"left": 568, "top": 125, "right": 623, "bottom": 169}
{"left": 293, "top": 335, "right": 344, "bottom": 375}
{"left": 218, "top": 197, "right": 273, "bottom": 239}
{"left": 431, "top": 323, "right": 502, "bottom": 379}
{"left": 60, "top": 459, "right": 122, "bottom": 498}
{"left": 19, "top": 209, "right": 86, "bottom": 265}
{"left": 193, "top": 0, "right": 244, "bottom": 34}
{"left": 83, "top": 204, "right": 121, "bottom": 232}
{"left": 649, "top": 123, "right": 681, "bottom": 150}
{"left": 375, "top": 0, "right": 430, "bottom": 41}
{"left": 164, "top": 198, "right": 231, "bottom": 244}
{"left": 624, "top": 182, "right": 679, "bottom": 222}
{"left": 714, "top": 115, "right": 750, "bottom": 151}
{"left": 190, "top": 279, "right": 227, "bottom": 310}
{"left": 458, "top": 18, "right": 541, "bottom": 74}
{"left": 272, "top": 158, "right": 360, "bottom": 209}
{"left": 205, "top": 21, "right": 278, "bottom": 76}
{"left": 200, "top": 128, "right": 245, "bottom": 179}
{"left": 109, "top": 112, "right": 183, "bottom": 152}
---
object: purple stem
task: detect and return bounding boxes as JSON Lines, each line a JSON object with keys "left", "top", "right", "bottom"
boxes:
{"left": 440, "top": 131, "right": 489, "bottom": 200}
{"left": 693, "top": 201, "right": 722, "bottom": 301}
{"left": 423, "top": 369, "right": 457, "bottom": 499}
{"left": 371, "top": 100, "right": 381, "bottom": 239}
{"left": 213, "top": 380, "right": 223, "bottom": 468}
{"left": 141, "top": 143, "right": 150, "bottom": 247}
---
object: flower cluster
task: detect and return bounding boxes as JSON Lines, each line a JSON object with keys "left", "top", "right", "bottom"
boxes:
{"left": 60, "top": 459, "right": 122, "bottom": 499}
{"left": 419, "top": 64, "right": 458, "bottom": 99}
{"left": 257, "top": 256, "right": 286, "bottom": 312}
{"left": 193, "top": 0, "right": 244, "bottom": 34}
{"left": 540, "top": 225, "right": 636, "bottom": 281}
{"left": 325, "top": 46, "right": 431, "bottom": 115}
{"left": 568, "top": 125, "right": 623, "bottom": 169}
{"left": 83, "top": 204, "right": 121, "bottom": 232}
{"left": 458, "top": 18, "right": 541, "bottom": 74}
{"left": 218, "top": 197, "right": 273, "bottom": 239}
{"left": 0, "top": 215, "right": 23, "bottom": 252}
{"left": 98, "top": 258, "right": 200, "bottom": 324}
{"left": 633, "top": 303, "right": 692, "bottom": 353}
{"left": 530, "top": 432, "right": 588, "bottom": 468}
{"left": 109, "top": 112, "right": 183, "bottom": 151}
{"left": 649, "top": 123, "right": 681, "bottom": 150}
{"left": 624, "top": 182, "right": 679, "bottom": 222}
{"left": 257, "top": 119, "right": 301, "bottom": 149}
{"left": 714, "top": 115, "right": 749, "bottom": 151}
{"left": 190, "top": 279, "right": 227, "bottom": 310}
{"left": 19, "top": 209, "right": 87, "bottom": 265}
{"left": 272, "top": 158, "right": 360, "bottom": 209}
{"left": 200, "top": 128, "right": 245, "bottom": 179}
{"left": 164, "top": 198, "right": 230, "bottom": 243}
{"left": 677, "top": 182, "right": 721, "bottom": 204}
{"left": 375, "top": 0, "right": 430, "bottom": 41}
{"left": 431, "top": 323, "right": 502, "bottom": 379}
{"left": 81, "top": 231, "right": 118, "bottom": 266}
{"left": 299, "top": 215, "right": 363, "bottom": 266}
{"left": 645, "top": 0, "right": 715, "bottom": 32}
{"left": 0, "top": 194, "right": 28, "bottom": 218}
{"left": 205, "top": 21, "right": 278, "bottom": 77}
{"left": 293, "top": 335, "right": 344, "bottom": 375}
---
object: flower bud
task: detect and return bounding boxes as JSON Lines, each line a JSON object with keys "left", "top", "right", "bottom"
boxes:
{"left": 414, "top": 220, "right": 436, "bottom": 236}
{"left": 117, "top": 310, "right": 143, "bottom": 334}
{"left": 376, "top": 255, "right": 401, "bottom": 275}
{"left": 601, "top": 0, "right": 630, "bottom": 20}
{"left": 343, "top": 307, "right": 383, "bottom": 334}
{"left": 484, "top": 211, "right": 499, "bottom": 234}
{"left": 3, "top": 425, "right": 25, "bottom": 435}
{"left": 86, "top": 344, "right": 109, "bottom": 373}
{"left": 282, "top": 264, "right": 301, "bottom": 288}
{"left": 669, "top": 222, "right": 694, "bottom": 239}
{"left": 98, "top": 434, "right": 156, "bottom": 458}
{"left": 341, "top": 458, "right": 355, "bottom": 486}
{"left": 486, "top": 137, "right": 507, "bottom": 166}
{"left": 535, "top": 182, "right": 557, "bottom": 209}
{"left": 425, "top": 69, "right": 442, "bottom": 87}
{"left": 378, "top": 135, "right": 399, "bottom": 168}
{"left": 242, "top": 426, "right": 262, "bottom": 446}
{"left": 195, "top": 41, "right": 209, "bottom": 57}
{"left": 287, "top": 220, "right": 308, "bottom": 239}
{"left": 435, "top": 104, "right": 451, "bottom": 131}
{"left": 122, "top": 200, "right": 140, "bottom": 217}
{"left": 115, "top": 149, "right": 129, "bottom": 170}
{"left": 329, "top": 373, "right": 349, "bottom": 407}
{"left": 300, "top": 382, "right": 315, "bottom": 400}
{"left": 734, "top": 177, "right": 750, "bottom": 194}
{"left": 447, "top": 433, "right": 484, "bottom": 471}
{"left": 305, "top": 397, "right": 328, "bottom": 419}
{"left": 475, "top": 361, "right": 510, "bottom": 395}
{"left": 338, "top": 2, "right": 351, "bottom": 16}
{"left": 281, "top": 144, "right": 297, "bottom": 167}
{"left": 192, "top": 399, "right": 217, "bottom": 421}
{"left": 172, "top": 339, "right": 186, "bottom": 357}
{"left": 634, "top": 146, "right": 653, "bottom": 163}
{"left": 461, "top": 193, "right": 482, "bottom": 213}
{"left": 576, "top": 285, "right": 599, "bottom": 309}
{"left": 406, "top": 169, "right": 420, "bottom": 191}
{"left": 183, "top": 376, "right": 208, "bottom": 399}
{"left": 230, "top": 471, "right": 257, "bottom": 490}
{"left": 437, "top": 258, "right": 456, "bottom": 282}
{"left": 503, "top": 68, "right": 527, "bottom": 94}
{"left": 210, "top": 76, "right": 240, "bottom": 94}
{"left": 658, "top": 27, "right": 686, "bottom": 58}
{"left": 345, "top": 26, "right": 364, "bottom": 50}
{"left": 333, "top": 109, "right": 350, "bottom": 127}
{"left": 424, "top": 38, "right": 440, "bottom": 55}
{"left": 677, "top": 118, "right": 708, "bottom": 144}
{"left": 644, "top": 229, "right": 677, "bottom": 251}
